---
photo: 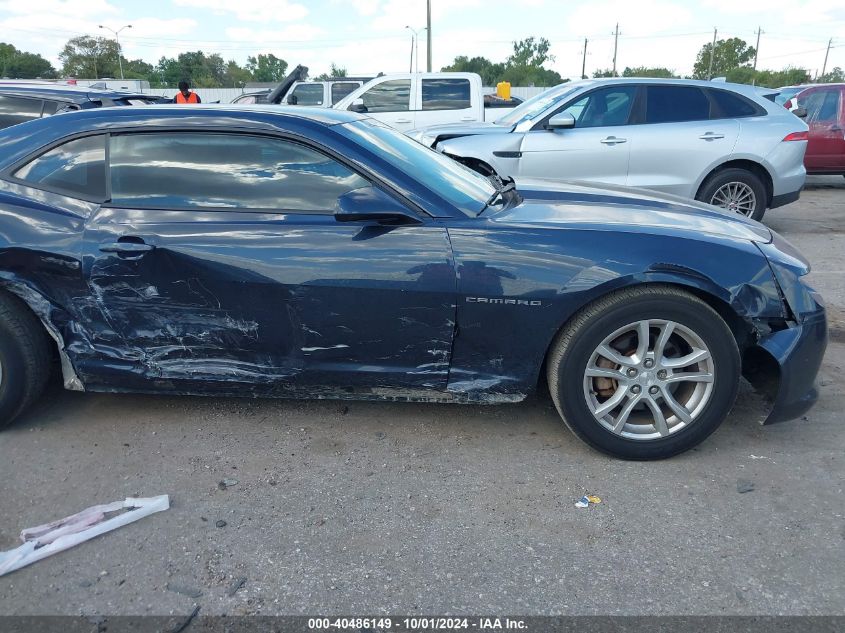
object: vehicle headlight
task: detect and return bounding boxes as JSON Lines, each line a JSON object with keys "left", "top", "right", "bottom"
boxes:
{"left": 756, "top": 233, "right": 821, "bottom": 319}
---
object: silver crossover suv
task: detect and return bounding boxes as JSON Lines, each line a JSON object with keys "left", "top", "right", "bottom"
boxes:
{"left": 409, "top": 79, "right": 808, "bottom": 221}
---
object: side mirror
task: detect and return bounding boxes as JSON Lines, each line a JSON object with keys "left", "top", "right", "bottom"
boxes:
{"left": 349, "top": 98, "right": 367, "bottom": 113}
{"left": 335, "top": 187, "right": 421, "bottom": 225}
{"left": 546, "top": 113, "right": 576, "bottom": 130}
{"left": 793, "top": 107, "right": 808, "bottom": 119}
{"left": 287, "top": 95, "right": 298, "bottom": 105}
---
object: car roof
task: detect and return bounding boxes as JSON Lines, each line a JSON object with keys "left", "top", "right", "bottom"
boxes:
{"left": 0, "top": 83, "right": 150, "bottom": 102}
{"left": 565, "top": 77, "right": 773, "bottom": 97}
{"left": 0, "top": 104, "right": 370, "bottom": 172}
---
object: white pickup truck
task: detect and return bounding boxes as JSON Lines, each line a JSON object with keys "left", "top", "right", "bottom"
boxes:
{"left": 333, "top": 72, "right": 520, "bottom": 133}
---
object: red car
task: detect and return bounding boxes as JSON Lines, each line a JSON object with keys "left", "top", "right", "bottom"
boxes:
{"left": 798, "top": 84, "right": 845, "bottom": 175}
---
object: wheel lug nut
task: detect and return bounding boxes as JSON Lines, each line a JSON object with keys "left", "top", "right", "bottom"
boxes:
{"left": 643, "top": 359, "right": 654, "bottom": 368}
{"left": 631, "top": 385, "right": 641, "bottom": 394}
{"left": 627, "top": 368, "right": 637, "bottom": 377}
{"left": 649, "top": 386, "right": 659, "bottom": 395}
{"left": 657, "top": 370, "right": 667, "bottom": 379}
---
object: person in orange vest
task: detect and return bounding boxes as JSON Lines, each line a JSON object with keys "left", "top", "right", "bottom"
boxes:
{"left": 174, "top": 80, "right": 201, "bottom": 104}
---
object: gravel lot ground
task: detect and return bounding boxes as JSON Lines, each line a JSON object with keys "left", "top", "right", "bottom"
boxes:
{"left": 0, "top": 177, "right": 843, "bottom": 618}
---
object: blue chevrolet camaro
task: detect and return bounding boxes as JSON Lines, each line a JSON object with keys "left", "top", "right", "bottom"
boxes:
{"left": 0, "top": 106, "right": 827, "bottom": 459}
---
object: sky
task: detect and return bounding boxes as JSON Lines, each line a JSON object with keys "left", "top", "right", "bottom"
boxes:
{"left": 0, "top": 0, "right": 843, "bottom": 81}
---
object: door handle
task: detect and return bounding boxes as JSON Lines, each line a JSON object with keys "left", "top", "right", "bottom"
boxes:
{"left": 699, "top": 132, "right": 725, "bottom": 140}
{"left": 99, "top": 239, "right": 155, "bottom": 258}
{"left": 395, "top": 118, "right": 412, "bottom": 124}
{"left": 460, "top": 116, "right": 475, "bottom": 121}
{"left": 600, "top": 136, "right": 627, "bottom": 145}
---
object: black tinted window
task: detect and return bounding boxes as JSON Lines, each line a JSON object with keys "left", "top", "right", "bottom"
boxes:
{"left": 708, "top": 89, "right": 762, "bottom": 118}
{"left": 290, "top": 84, "right": 323, "bottom": 106}
{"left": 646, "top": 86, "right": 709, "bottom": 123}
{"left": 0, "top": 95, "right": 45, "bottom": 129}
{"left": 41, "top": 100, "right": 61, "bottom": 116}
{"left": 422, "top": 78, "right": 471, "bottom": 110}
{"left": 331, "top": 82, "right": 359, "bottom": 105}
{"left": 357, "top": 79, "right": 410, "bottom": 112}
{"left": 14, "top": 135, "right": 106, "bottom": 199}
{"left": 109, "top": 133, "right": 369, "bottom": 212}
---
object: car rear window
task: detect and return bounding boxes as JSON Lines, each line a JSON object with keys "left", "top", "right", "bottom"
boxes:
{"left": 646, "top": 85, "right": 710, "bottom": 123}
{"left": 708, "top": 89, "right": 764, "bottom": 118}
{"left": 422, "top": 78, "right": 472, "bottom": 110}
{"left": 331, "top": 82, "right": 360, "bottom": 105}
{"left": 290, "top": 83, "right": 324, "bottom": 106}
{"left": 0, "top": 95, "right": 46, "bottom": 129}
{"left": 13, "top": 134, "right": 107, "bottom": 200}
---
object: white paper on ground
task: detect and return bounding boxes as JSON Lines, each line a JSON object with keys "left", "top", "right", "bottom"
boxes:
{"left": 0, "top": 495, "right": 170, "bottom": 576}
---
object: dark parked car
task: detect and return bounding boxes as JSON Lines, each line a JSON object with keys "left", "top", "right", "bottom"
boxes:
{"left": 0, "top": 106, "right": 826, "bottom": 459}
{"left": 798, "top": 84, "right": 845, "bottom": 175}
{"left": 0, "top": 83, "right": 162, "bottom": 130}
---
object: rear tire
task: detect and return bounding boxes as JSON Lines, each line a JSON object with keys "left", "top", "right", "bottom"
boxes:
{"left": 546, "top": 285, "right": 740, "bottom": 460}
{"left": 696, "top": 168, "right": 767, "bottom": 221}
{"left": 0, "top": 291, "right": 52, "bottom": 429}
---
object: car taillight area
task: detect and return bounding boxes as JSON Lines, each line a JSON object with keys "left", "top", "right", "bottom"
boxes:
{"left": 782, "top": 131, "right": 809, "bottom": 142}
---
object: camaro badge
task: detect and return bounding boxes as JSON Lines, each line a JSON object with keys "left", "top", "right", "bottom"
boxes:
{"left": 466, "top": 297, "right": 542, "bottom": 306}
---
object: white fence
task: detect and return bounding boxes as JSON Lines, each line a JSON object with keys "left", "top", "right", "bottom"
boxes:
{"left": 145, "top": 86, "right": 548, "bottom": 104}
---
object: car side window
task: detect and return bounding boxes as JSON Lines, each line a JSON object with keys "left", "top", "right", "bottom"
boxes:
{"left": 41, "top": 100, "right": 62, "bottom": 116}
{"left": 708, "top": 89, "right": 763, "bottom": 118}
{"left": 109, "top": 133, "right": 369, "bottom": 212}
{"left": 355, "top": 79, "right": 411, "bottom": 113}
{"left": 234, "top": 95, "right": 257, "bottom": 104}
{"left": 646, "top": 86, "right": 709, "bottom": 123}
{"left": 290, "top": 84, "right": 324, "bottom": 106}
{"left": 0, "top": 95, "right": 45, "bottom": 129}
{"left": 805, "top": 90, "right": 840, "bottom": 123}
{"left": 331, "top": 82, "right": 360, "bottom": 105}
{"left": 13, "top": 134, "right": 106, "bottom": 200}
{"left": 422, "top": 78, "right": 471, "bottom": 110}
{"left": 558, "top": 86, "right": 636, "bottom": 128}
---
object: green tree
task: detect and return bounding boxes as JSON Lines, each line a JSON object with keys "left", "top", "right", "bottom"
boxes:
{"left": 245, "top": 53, "right": 288, "bottom": 82}
{"left": 222, "top": 60, "right": 253, "bottom": 87}
{"left": 121, "top": 58, "right": 154, "bottom": 81}
{"left": 156, "top": 51, "right": 226, "bottom": 87}
{"left": 59, "top": 35, "right": 121, "bottom": 78}
{"left": 593, "top": 68, "right": 615, "bottom": 78}
{"left": 622, "top": 66, "right": 677, "bottom": 78}
{"left": 440, "top": 37, "right": 564, "bottom": 87}
{"left": 818, "top": 66, "right": 844, "bottom": 83}
{"left": 315, "top": 63, "right": 348, "bottom": 80}
{"left": 0, "top": 42, "right": 56, "bottom": 78}
{"left": 441, "top": 55, "right": 505, "bottom": 85}
{"left": 692, "top": 37, "right": 755, "bottom": 80}
{"left": 724, "top": 66, "right": 810, "bottom": 88}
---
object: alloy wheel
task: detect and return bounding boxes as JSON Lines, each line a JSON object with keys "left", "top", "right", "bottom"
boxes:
{"left": 582, "top": 319, "right": 715, "bottom": 440}
{"left": 710, "top": 182, "right": 757, "bottom": 217}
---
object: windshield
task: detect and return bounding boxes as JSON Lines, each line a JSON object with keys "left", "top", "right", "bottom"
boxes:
{"left": 337, "top": 119, "right": 496, "bottom": 216}
{"left": 494, "top": 83, "right": 582, "bottom": 127}
{"left": 774, "top": 87, "right": 803, "bottom": 106}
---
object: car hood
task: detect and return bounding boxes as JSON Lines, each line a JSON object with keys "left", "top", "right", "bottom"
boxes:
{"left": 493, "top": 179, "right": 773, "bottom": 244}
{"left": 408, "top": 121, "right": 513, "bottom": 143}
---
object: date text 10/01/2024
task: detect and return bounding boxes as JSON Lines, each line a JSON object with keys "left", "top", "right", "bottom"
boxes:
{"left": 307, "top": 617, "right": 528, "bottom": 630}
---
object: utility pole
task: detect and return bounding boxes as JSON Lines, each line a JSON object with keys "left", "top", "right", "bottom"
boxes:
{"left": 426, "top": 0, "right": 432, "bottom": 72}
{"left": 581, "top": 38, "right": 588, "bottom": 79}
{"left": 612, "top": 23, "right": 620, "bottom": 76}
{"left": 821, "top": 37, "right": 832, "bottom": 78}
{"left": 753, "top": 27, "right": 762, "bottom": 71}
{"left": 707, "top": 27, "right": 717, "bottom": 80}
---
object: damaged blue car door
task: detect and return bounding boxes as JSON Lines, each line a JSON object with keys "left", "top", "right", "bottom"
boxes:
{"left": 80, "top": 131, "right": 457, "bottom": 392}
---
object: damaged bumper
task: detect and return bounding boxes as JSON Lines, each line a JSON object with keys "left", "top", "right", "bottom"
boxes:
{"left": 754, "top": 301, "right": 827, "bottom": 424}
